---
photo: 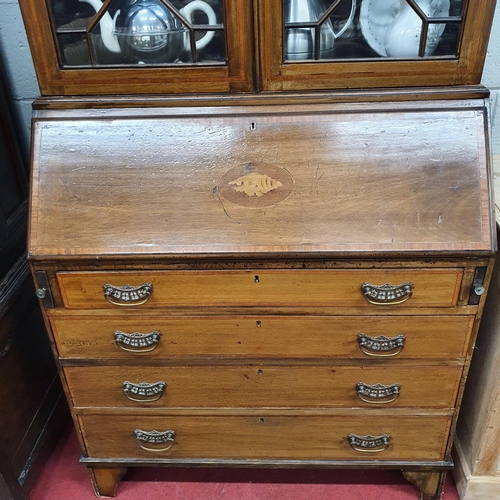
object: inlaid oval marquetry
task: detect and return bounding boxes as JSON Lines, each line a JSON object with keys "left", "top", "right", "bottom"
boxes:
{"left": 218, "top": 162, "right": 293, "bottom": 207}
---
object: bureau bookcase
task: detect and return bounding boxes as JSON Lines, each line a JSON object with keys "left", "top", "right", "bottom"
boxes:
{"left": 19, "top": 1, "right": 497, "bottom": 498}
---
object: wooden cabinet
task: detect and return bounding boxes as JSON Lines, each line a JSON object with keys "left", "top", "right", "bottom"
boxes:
{"left": 0, "top": 60, "right": 67, "bottom": 500}
{"left": 18, "top": 0, "right": 254, "bottom": 95}
{"left": 18, "top": 0, "right": 497, "bottom": 95}
{"left": 453, "top": 226, "right": 500, "bottom": 499}
{"left": 258, "top": 0, "right": 497, "bottom": 91}
{"left": 28, "top": 100, "right": 495, "bottom": 499}
{"left": 19, "top": 1, "right": 497, "bottom": 499}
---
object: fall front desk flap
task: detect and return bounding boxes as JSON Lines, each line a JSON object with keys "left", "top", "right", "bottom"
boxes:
{"left": 29, "top": 100, "right": 495, "bottom": 258}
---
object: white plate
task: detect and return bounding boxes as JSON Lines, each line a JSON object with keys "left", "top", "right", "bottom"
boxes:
{"left": 359, "top": 0, "right": 450, "bottom": 57}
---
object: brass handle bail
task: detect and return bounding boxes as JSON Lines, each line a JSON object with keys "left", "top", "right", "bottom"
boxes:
{"left": 361, "top": 281, "right": 413, "bottom": 305}
{"left": 114, "top": 330, "right": 161, "bottom": 353}
{"left": 356, "top": 382, "right": 401, "bottom": 404}
{"left": 103, "top": 283, "right": 153, "bottom": 307}
{"left": 123, "top": 381, "right": 166, "bottom": 402}
{"left": 348, "top": 434, "right": 390, "bottom": 453}
{"left": 135, "top": 429, "right": 175, "bottom": 452}
{"left": 357, "top": 333, "right": 406, "bottom": 357}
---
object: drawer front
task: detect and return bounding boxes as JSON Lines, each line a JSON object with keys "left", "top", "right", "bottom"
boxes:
{"left": 57, "top": 269, "right": 463, "bottom": 309}
{"left": 50, "top": 315, "right": 473, "bottom": 360}
{"left": 66, "top": 365, "right": 462, "bottom": 409}
{"left": 79, "top": 414, "right": 451, "bottom": 461}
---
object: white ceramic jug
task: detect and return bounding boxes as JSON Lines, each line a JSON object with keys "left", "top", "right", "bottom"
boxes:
{"left": 284, "top": 0, "right": 356, "bottom": 60}
{"left": 384, "top": 0, "right": 447, "bottom": 58}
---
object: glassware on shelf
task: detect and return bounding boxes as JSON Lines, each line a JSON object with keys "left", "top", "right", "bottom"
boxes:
{"left": 284, "top": 0, "right": 356, "bottom": 60}
{"left": 51, "top": 0, "right": 225, "bottom": 66}
{"left": 283, "top": 0, "right": 463, "bottom": 61}
{"left": 359, "top": 0, "right": 457, "bottom": 59}
{"left": 384, "top": 0, "right": 450, "bottom": 58}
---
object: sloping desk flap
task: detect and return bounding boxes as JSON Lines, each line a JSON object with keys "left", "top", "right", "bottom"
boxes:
{"left": 29, "top": 100, "right": 495, "bottom": 258}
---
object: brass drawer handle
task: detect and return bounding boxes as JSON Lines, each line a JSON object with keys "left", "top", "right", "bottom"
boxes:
{"left": 361, "top": 281, "right": 413, "bottom": 305}
{"left": 135, "top": 429, "right": 175, "bottom": 452}
{"left": 103, "top": 283, "right": 153, "bottom": 306}
{"left": 356, "top": 382, "right": 401, "bottom": 404}
{"left": 114, "top": 330, "right": 161, "bottom": 353}
{"left": 123, "top": 381, "right": 166, "bottom": 402}
{"left": 357, "top": 334, "right": 406, "bottom": 357}
{"left": 348, "top": 434, "right": 390, "bottom": 453}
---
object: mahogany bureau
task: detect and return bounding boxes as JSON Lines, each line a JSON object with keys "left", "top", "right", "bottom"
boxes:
{"left": 18, "top": 1, "right": 497, "bottom": 498}
{"left": 28, "top": 98, "right": 495, "bottom": 499}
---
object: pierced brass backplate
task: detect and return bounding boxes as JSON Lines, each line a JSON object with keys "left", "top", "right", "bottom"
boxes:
{"left": 134, "top": 429, "right": 175, "bottom": 452}
{"left": 103, "top": 283, "right": 153, "bottom": 306}
{"left": 357, "top": 333, "right": 406, "bottom": 357}
{"left": 361, "top": 282, "right": 413, "bottom": 305}
{"left": 356, "top": 382, "right": 401, "bottom": 404}
{"left": 348, "top": 434, "right": 391, "bottom": 453}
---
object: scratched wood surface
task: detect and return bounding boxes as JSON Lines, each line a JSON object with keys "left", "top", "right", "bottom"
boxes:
{"left": 29, "top": 101, "right": 494, "bottom": 258}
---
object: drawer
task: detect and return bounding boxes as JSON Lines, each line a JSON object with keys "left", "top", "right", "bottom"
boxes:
{"left": 79, "top": 414, "right": 451, "bottom": 461}
{"left": 65, "top": 365, "right": 462, "bottom": 409}
{"left": 50, "top": 315, "right": 473, "bottom": 360}
{"left": 56, "top": 269, "right": 463, "bottom": 309}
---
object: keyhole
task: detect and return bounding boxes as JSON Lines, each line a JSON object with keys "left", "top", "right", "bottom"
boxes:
{"left": 256, "top": 321, "right": 261, "bottom": 328}
{"left": 254, "top": 275, "right": 260, "bottom": 283}
{"left": 259, "top": 418, "right": 265, "bottom": 424}
{"left": 250, "top": 122, "right": 257, "bottom": 130}
{"left": 257, "top": 369, "right": 263, "bottom": 375}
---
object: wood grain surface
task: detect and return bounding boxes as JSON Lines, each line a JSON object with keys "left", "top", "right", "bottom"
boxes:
{"left": 29, "top": 102, "right": 494, "bottom": 258}
{"left": 49, "top": 314, "right": 474, "bottom": 360}
{"left": 79, "top": 413, "right": 452, "bottom": 461}
{"left": 55, "top": 268, "right": 463, "bottom": 309}
{"left": 64, "top": 364, "right": 462, "bottom": 409}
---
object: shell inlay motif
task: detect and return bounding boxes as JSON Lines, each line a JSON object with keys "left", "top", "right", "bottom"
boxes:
{"left": 229, "top": 172, "right": 283, "bottom": 197}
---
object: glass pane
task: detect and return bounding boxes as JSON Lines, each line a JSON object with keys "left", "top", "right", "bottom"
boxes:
{"left": 49, "top": 0, "right": 226, "bottom": 67}
{"left": 283, "top": 0, "right": 464, "bottom": 61}
{"left": 59, "top": 33, "right": 92, "bottom": 65}
{"left": 191, "top": 29, "right": 226, "bottom": 63}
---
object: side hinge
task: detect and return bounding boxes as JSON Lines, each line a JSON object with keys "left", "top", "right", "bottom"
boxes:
{"left": 468, "top": 267, "right": 487, "bottom": 305}
{"left": 34, "top": 270, "right": 54, "bottom": 308}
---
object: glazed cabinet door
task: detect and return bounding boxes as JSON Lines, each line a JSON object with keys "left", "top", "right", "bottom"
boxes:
{"left": 18, "top": 0, "right": 254, "bottom": 95}
{"left": 19, "top": 0, "right": 498, "bottom": 96}
{"left": 258, "top": 0, "right": 497, "bottom": 91}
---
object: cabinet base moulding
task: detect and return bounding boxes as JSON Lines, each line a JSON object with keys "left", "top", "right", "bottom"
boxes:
{"left": 82, "top": 463, "right": 452, "bottom": 499}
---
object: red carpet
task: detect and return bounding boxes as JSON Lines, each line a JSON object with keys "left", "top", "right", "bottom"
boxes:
{"left": 31, "top": 424, "right": 460, "bottom": 499}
